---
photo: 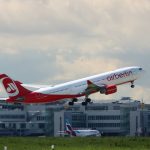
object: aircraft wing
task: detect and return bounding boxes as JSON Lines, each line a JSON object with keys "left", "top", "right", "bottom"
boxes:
{"left": 57, "top": 131, "right": 68, "bottom": 135}
{"left": 85, "top": 80, "right": 117, "bottom": 95}
{"left": 57, "top": 131, "right": 65, "bottom": 134}
{"left": 84, "top": 80, "right": 105, "bottom": 95}
{"left": 21, "top": 84, "right": 52, "bottom": 89}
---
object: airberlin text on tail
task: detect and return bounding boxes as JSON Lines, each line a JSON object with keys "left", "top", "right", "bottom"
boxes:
{"left": 0, "top": 74, "right": 31, "bottom": 100}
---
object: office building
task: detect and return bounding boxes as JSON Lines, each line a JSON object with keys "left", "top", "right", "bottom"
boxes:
{"left": 0, "top": 97, "right": 150, "bottom": 136}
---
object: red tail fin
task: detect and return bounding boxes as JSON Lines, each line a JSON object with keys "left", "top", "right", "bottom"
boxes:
{"left": 0, "top": 74, "right": 31, "bottom": 99}
{"left": 66, "top": 122, "right": 76, "bottom": 136}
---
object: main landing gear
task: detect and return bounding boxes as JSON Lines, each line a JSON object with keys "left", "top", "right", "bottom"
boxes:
{"left": 68, "top": 97, "right": 91, "bottom": 106}
{"left": 82, "top": 98, "right": 91, "bottom": 106}
{"left": 68, "top": 98, "right": 78, "bottom": 106}
{"left": 131, "top": 81, "right": 135, "bottom": 88}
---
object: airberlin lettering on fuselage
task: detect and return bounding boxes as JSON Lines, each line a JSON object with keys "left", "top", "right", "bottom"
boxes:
{"left": 107, "top": 71, "right": 132, "bottom": 81}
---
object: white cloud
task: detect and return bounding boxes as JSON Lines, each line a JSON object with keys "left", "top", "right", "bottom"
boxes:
{"left": 52, "top": 54, "right": 122, "bottom": 82}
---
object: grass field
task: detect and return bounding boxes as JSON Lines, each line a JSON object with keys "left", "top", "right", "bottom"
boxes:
{"left": 0, "top": 137, "right": 150, "bottom": 150}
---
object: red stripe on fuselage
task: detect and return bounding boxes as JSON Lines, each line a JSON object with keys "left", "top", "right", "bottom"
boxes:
{"left": 6, "top": 92, "right": 85, "bottom": 104}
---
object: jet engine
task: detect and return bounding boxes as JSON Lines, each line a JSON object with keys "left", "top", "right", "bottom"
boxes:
{"left": 105, "top": 85, "right": 117, "bottom": 95}
{"left": 100, "top": 85, "right": 117, "bottom": 95}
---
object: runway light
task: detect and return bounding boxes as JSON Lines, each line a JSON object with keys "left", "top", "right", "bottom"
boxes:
{"left": 51, "top": 145, "right": 55, "bottom": 150}
{"left": 4, "top": 146, "right": 7, "bottom": 150}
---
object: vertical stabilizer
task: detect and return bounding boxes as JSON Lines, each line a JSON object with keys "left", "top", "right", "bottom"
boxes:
{"left": 66, "top": 121, "right": 76, "bottom": 136}
{"left": 0, "top": 74, "right": 31, "bottom": 99}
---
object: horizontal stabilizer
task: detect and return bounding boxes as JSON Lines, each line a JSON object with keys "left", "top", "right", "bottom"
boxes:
{"left": 22, "top": 84, "right": 52, "bottom": 89}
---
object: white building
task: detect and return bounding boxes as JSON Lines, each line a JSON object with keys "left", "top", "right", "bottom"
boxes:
{"left": 0, "top": 97, "right": 150, "bottom": 136}
{"left": 54, "top": 97, "right": 150, "bottom": 137}
{"left": 0, "top": 100, "right": 64, "bottom": 136}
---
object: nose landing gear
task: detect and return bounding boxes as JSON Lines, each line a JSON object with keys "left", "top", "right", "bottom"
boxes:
{"left": 131, "top": 81, "right": 135, "bottom": 88}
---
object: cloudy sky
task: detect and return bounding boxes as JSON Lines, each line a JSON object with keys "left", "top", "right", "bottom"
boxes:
{"left": 0, "top": 0, "right": 150, "bottom": 102}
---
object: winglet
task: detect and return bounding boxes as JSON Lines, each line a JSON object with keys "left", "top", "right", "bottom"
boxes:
{"left": 87, "top": 80, "right": 99, "bottom": 89}
{"left": 87, "top": 80, "right": 93, "bottom": 85}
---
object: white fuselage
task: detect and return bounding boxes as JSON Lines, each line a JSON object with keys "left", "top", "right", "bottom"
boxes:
{"left": 74, "top": 129, "right": 101, "bottom": 137}
{"left": 35, "top": 66, "right": 143, "bottom": 96}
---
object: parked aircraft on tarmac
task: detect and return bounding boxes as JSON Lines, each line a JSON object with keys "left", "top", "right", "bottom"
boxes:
{"left": 59, "top": 121, "right": 101, "bottom": 137}
{"left": 0, "top": 66, "right": 144, "bottom": 105}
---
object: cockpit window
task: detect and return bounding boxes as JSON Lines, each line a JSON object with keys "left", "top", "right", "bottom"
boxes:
{"left": 139, "top": 68, "right": 142, "bottom": 71}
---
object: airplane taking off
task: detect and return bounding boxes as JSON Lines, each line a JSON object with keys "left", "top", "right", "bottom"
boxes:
{"left": 0, "top": 66, "right": 144, "bottom": 105}
{"left": 59, "top": 121, "right": 101, "bottom": 137}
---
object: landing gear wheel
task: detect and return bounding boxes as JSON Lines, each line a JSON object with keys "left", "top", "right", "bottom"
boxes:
{"left": 131, "top": 84, "right": 135, "bottom": 88}
{"left": 68, "top": 101, "right": 74, "bottom": 105}
{"left": 82, "top": 101, "right": 87, "bottom": 106}
{"left": 131, "top": 81, "right": 135, "bottom": 88}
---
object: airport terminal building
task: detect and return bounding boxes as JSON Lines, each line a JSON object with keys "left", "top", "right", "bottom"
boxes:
{"left": 0, "top": 97, "right": 150, "bottom": 136}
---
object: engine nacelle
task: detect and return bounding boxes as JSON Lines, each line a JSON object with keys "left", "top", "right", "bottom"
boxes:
{"left": 105, "top": 85, "right": 117, "bottom": 95}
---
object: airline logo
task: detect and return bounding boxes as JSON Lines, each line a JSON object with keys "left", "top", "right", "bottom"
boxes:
{"left": 1, "top": 77, "right": 19, "bottom": 97}
{"left": 107, "top": 71, "right": 132, "bottom": 81}
{"left": 66, "top": 123, "right": 76, "bottom": 136}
